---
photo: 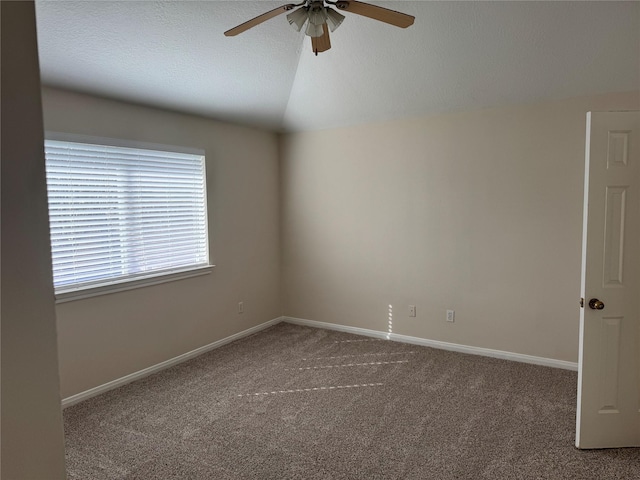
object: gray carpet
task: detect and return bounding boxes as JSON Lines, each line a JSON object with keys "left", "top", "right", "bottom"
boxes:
{"left": 64, "top": 323, "right": 640, "bottom": 479}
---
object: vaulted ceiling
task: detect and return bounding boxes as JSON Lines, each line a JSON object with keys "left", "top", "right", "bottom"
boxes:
{"left": 35, "top": 1, "right": 639, "bottom": 132}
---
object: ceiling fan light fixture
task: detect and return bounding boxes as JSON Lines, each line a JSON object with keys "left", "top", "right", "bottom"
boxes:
{"left": 325, "top": 8, "right": 345, "bottom": 32}
{"left": 305, "top": 21, "right": 325, "bottom": 38}
{"left": 307, "top": 7, "right": 328, "bottom": 26}
{"left": 287, "top": 7, "right": 309, "bottom": 32}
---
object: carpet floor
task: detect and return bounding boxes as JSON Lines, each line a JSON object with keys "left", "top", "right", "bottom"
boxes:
{"left": 63, "top": 322, "right": 640, "bottom": 479}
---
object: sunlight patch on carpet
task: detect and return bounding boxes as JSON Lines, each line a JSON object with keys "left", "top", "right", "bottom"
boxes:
{"left": 236, "top": 383, "right": 384, "bottom": 397}
{"left": 285, "top": 360, "right": 409, "bottom": 371}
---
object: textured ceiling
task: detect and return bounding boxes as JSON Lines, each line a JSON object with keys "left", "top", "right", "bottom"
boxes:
{"left": 35, "top": 1, "right": 639, "bottom": 132}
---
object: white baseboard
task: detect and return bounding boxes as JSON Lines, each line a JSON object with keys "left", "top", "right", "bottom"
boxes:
{"left": 283, "top": 316, "right": 578, "bottom": 371}
{"left": 61, "top": 316, "right": 284, "bottom": 408}
{"left": 62, "top": 314, "right": 577, "bottom": 408}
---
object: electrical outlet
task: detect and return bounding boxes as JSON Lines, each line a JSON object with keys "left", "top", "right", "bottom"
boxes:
{"left": 238, "top": 301, "right": 244, "bottom": 314}
{"left": 446, "top": 309, "right": 455, "bottom": 322}
{"left": 409, "top": 305, "right": 416, "bottom": 317}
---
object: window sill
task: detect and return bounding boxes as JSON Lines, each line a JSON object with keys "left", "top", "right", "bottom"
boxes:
{"left": 54, "top": 265, "right": 214, "bottom": 304}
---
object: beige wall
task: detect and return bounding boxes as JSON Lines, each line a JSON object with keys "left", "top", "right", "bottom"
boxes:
{"left": 42, "top": 88, "right": 282, "bottom": 399}
{"left": 1, "top": 2, "right": 67, "bottom": 477}
{"left": 38, "top": 86, "right": 640, "bottom": 400}
{"left": 280, "top": 91, "right": 640, "bottom": 363}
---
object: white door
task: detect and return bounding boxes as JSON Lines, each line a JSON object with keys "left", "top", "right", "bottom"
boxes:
{"left": 576, "top": 111, "right": 640, "bottom": 449}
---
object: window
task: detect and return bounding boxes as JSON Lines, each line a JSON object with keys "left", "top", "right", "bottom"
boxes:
{"left": 44, "top": 138, "right": 210, "bottom": 299}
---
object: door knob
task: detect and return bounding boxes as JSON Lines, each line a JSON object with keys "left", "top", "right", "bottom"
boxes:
{"left": 588, "top": 298, "right": 605, "bottom": 310}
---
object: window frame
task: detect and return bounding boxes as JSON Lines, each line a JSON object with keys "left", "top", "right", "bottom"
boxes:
{"left": 44, "top": 132, "right": 214, "bottom": 303}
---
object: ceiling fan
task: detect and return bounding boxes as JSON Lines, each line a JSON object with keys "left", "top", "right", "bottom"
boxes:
{"left": 224, "top": 1, "right": 415, "bottom": 55}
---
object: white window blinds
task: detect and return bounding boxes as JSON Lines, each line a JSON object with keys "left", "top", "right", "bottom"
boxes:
{"left": 44, "top": 139, "right": 209, "bottom": 292}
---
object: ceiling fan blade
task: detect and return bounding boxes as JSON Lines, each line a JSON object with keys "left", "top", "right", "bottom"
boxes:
{"left": 224, "top": 4, "right": 297, "bottom": 36}
{"left": 335, "top": 0, "right": 414, "bottom": 28}
{"left": 311, "top": 23, "right": 331, "bottom": 55}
